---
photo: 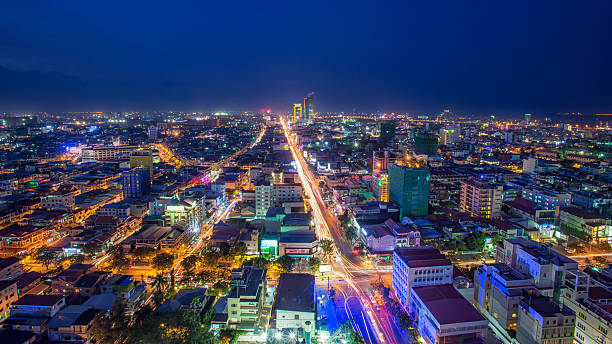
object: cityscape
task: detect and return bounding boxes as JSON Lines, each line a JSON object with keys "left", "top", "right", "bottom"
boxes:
{"left": 0, "top": 2, "right": 611, "bottom": 344}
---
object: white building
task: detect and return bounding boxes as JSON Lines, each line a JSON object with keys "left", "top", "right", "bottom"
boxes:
{"left": 410, "top": 284, "right": 488, "bottom": 344}
{"left": 255, "top": 182, "right": 302, "bottom": 217}
{"left": 392, "top": 247, "right": 453, "bottom": 310}
{"left": 496, "top": 238, "right": 578, "bottom": 303}
{"left": 274, "top": 273, "right": 316, "bottom": 334}
{"left": 81, "top": 145, "right": 140, "bottom": 162}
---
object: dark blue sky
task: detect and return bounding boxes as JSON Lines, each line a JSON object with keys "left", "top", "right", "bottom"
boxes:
{"left": 1, "top": 1, "right": 611, "bottom": 116}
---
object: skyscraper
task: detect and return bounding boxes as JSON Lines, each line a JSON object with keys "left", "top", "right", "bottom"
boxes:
{"left": 293, "top": 104, "right": 302, "bottom": 123}
{"left": 303, "top": 92, "right": 314, "bottom": 121}
{"left": 389, "top": 163, "right": 430, "bottom": 219}
{"left": 378, "top": 120, "right": 396, "bottom": 143}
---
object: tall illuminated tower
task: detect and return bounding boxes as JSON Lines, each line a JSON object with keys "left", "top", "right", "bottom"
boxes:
{"left": 303, "top": 92, "right": 314, "bottom": 121}
{"left": 389, "top": 163, "right": 430, "bottom": 218}
{"left": 293, "top": 104, "right": 302, "bottom": 122}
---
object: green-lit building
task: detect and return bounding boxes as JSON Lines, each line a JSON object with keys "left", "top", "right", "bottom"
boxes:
{"left": 389, "top": 164, "right": 430, "bottom": 218}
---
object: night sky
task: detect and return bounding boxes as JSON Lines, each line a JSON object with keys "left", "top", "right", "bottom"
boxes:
{"left": 1, "top": 1, "right": 611, "bottom": 116}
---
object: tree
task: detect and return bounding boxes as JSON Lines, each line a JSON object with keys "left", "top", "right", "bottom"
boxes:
{"left": 111, "top": 250, "right": 130, "bottom": 272}
{"left": 320, "top": 239, "right": 335, "bottom": 262}
{"left": 83, "top": 242, "right": 102, "bottom": 258}
{"left": 276, "top": 255, "right": 294, "bottom": 273}
{"left": 243, "top": 257, "right": 271, "bottom": 268}
{"left": 133, "top": 246, "right": 156, "bottom": 260}
{"left": 152, "top": 252, "right": 175, "bottom": 272}
{"left": 208, "top": 281, "right": 229, "bottom": 296}
{"left": 584, "top": 257, "right": 592, "bottom": 266}
{"left": 69, "top": 254, "right": 86, "bottom": 264}
{"left": 308, "top": 257, "right": 321, "bottom": 274}
{"left": 181, "top": 255, "right": 201, "bottom": 273}
{"left": 396, "top": 310, "right": 413, "bottom": 332}
{"left": 593, "top": 256, "right": 608, "bottom": 266}
{"left": 126, "top": 309, "right": 215, "bottom": 344}
{"left": 91, "top": 299, "right": 128, "bottom": 344}
{"left": 36, "top": 251, "right": 59, "bottom": 270}
{"left": 465, "top": 232, "right": 485, "bottom": 252}
{"left": 232, "top": 242, "right": 247, "bottom": 257}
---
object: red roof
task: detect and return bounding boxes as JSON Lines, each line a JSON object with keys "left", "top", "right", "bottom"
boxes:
{"left": 412, "top": 284, "right": 486, "bottom": 325}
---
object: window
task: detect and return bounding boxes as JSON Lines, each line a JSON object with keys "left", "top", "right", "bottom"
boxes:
{"left": 295, "top": 314, "right": 299, "bottom": 320}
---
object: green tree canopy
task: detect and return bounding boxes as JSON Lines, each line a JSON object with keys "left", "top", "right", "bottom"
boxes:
{"left": 152, "top": 252, "right": 175, "bottom": 272}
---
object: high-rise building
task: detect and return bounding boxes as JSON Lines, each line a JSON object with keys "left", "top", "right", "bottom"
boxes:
{"left": 293, "top": 104, "right": 302, "bottom": 123}
{"left": 148, "top": 125, "right": 158, "bottom": 140}
{"left": 414, "top": 131, "right": 439, "bottom": 155}
{"left": 388, "top": 163, "right": 430, "bottom": 219}
{"left": 130, "top": 150, "right": 154, "bottom": 180}
{"left": 303, "top": 92, "right": 314, "bottom": 121}
{"left": 122, "top": 168, "right": 150, "bottom": 199}
{"left": 460, "top": 177, "right": 503, "bottom": 219}
{"left": 378, "top": 120, "right": 396, "bottom": 143}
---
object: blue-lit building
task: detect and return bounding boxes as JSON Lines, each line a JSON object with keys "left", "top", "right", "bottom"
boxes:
{"left": 389, "top": 163, "right": 430, "bottom": 219}
{"left": 520, "top": 186, "right": 570, "bottom": 210}
{"left": 122, "top": 168, "right": 150, "bottom": 199}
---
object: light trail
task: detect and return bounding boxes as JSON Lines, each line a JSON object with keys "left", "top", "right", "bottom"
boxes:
{"left": 281, "top": 117, "right": 391, "bottom": 344}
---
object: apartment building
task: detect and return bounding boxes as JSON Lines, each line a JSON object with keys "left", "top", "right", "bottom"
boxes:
{"left": 0, "top": 280, "right": 18, "bottom": 321}
{"left": 226, "top": 266, "right": 267, "bottom": 331}
{"left": 460, "top": 177, "right": 503, "bottom": 219}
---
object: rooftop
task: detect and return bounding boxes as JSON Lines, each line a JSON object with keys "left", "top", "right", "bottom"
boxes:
{"left": 412, "top": 284, "right": 486, "bottom": 325}
{"left": 274, "top": 273, "right": 315, "bottom": 313}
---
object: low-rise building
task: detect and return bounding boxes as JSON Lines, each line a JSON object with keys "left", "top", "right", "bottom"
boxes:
{"left": 0, "top": 280, "right": 18, "bottom": 321}
{"left": 392, "top": 247, "right": 453, "bottom": 310}
{"left": 410, "top": 284, "right": 488, "bottom": 344}
{"left": 273, "top": 273, "right": 315, "bottom": 334}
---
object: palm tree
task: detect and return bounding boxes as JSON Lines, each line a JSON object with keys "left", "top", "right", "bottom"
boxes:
{"left": 320, "top": 239, "right": 335, "bottom": 262}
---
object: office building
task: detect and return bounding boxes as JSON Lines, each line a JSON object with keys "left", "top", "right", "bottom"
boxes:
{"left": 559, "top": 207, "right": 611, "bottom": 243}
{"left": 410, "top": 284, "right": 488, "bottom": 344}
{"left": 460, "top": 177, "right": 503, "bottom": 219}
{"left": 388, "top": 163, "right": 430, "bottom": 219}
{"left": 303, "top": 92, "right": 314, "bottom": 121}
{"left": 226, "top": 266, "right": 267, "bottom": 331}
{"left": 274, "top": 273, "right": 316, "bottom": 337}
{"left": 122, "top": 168, "right": 150, "bottom": 199}
{"left": 392, "top": 247, "right": 453, "bottom": 310}
{"left": 516, "top": 295, "right": 575, "bottom": 344}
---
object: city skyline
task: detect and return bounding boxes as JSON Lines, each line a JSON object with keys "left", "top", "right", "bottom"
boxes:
{"left": 1, "top": 1, "right": 612, "bottom": 115}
